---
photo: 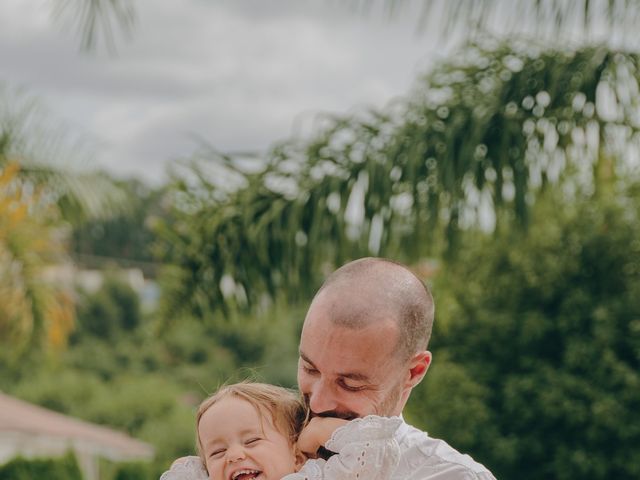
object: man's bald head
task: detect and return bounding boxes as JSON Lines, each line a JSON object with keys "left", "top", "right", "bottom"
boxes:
{"left": 310, "top": 257, "right": 434, "bottom": 362}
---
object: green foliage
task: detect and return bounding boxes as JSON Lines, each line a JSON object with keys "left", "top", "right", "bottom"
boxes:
{"left": 156, "top": 306, "right": 302, "bottom": 390}
{"left": 422, "top": 190, "right": 640, "bottom": 479}
{"left": 76, "top": 288, "right": 120, "bottom": 338}
{"left": 105, "top": 278, "right": 141, "bottom": 331}
{"left": 113, "top": 462, "right": 153, "bottom": 480}
{"left": 11, "top": 369, "right": 187, "bottom": 436}
{"left": 137, "top": 404, "right": 196, "bottom": 468}
{"left": 0, "top": 452, "right": 82, "bottom": 480}
{"left": 71, "top": 179, "right": 166, "bottom": 266}
{"left": 84, "top": 375, "right": 183, "bottom": 433}
{"left": 156, "top": 39, "right": 640, "bottom": 318}
{"left": 74, "top": 275, "right": 141, "bottom": 339}
{"left": 101, "top": 458, "right": 165, "bottom": 480}
{"left": 405, "top": 357, "right": 493, "bottom": 455}
{"left": 11, "top": 369, "right": 106, "bottom": 415}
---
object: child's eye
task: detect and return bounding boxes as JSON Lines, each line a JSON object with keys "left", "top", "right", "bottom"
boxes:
{"left": 210, "top": 448, "right": 225, "bottom": 459}
{"left": 245, "top": 438, "right": 261, "bottom": 446}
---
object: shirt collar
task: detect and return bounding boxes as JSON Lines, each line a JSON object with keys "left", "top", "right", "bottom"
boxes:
{"left": 396, "top": 414, "right": 411, "bottom": 440}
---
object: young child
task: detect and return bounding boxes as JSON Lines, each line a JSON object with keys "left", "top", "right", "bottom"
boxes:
{"left": 159, "top": 382, "right": 401, "bottom": 480}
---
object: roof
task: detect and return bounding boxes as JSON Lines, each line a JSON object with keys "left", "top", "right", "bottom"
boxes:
{"left": 0, "top": 391, "right": 154, "bottom": 459}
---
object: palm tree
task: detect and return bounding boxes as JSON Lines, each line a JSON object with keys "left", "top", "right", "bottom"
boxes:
{"left": 0, "top": 87, "right": 130, "bottom": 357}
{"left": 0, "top": 162, "right": 74, "bottom": 358}
{"left": 158, "top": 38, "right": 640, "bottom": 318}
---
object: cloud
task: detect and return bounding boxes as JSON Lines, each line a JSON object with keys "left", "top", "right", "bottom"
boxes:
{"left": 0, "top": 0, "right": 437, "bottom": 184}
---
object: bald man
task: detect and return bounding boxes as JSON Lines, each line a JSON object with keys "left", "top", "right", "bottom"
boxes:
{"left": 162, "top": 258, "right": 496, "bottom": 480}
{"left": 297, "top": 257, "right": 495, "bottom": 479}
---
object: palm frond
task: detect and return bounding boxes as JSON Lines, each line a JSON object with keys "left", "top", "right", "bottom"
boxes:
{"left": 0, "top": 85, "right": 130, "bottom": 223}
{"left": 51, "top": 0, "right": 136, "bottom": 53}
{"left": 349, "top": 0, "right": 640, "bottom": 47}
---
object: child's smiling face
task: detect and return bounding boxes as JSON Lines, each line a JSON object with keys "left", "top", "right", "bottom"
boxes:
{"left": 198, "top": 396, "right": 299, "bottom": 480}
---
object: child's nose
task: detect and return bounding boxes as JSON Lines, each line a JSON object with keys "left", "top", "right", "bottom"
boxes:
{"left": 226, "top": 444, "right": 246, "bottom": 463}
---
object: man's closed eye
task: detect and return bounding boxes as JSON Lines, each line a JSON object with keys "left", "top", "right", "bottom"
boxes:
{"left": 302, "top": 365, "right": 319, "bottom": 375}
{"left": 338, "top": 379, "right": 366, "bottom": 392}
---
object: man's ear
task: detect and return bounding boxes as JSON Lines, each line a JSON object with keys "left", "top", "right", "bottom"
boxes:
{"left": 406, "top": 351, "right": 432, "bottom": 389}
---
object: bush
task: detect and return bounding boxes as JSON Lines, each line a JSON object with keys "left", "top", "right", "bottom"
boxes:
{"left": 114, "top": 461, "right": 153, "bottom": 480}
{"left": 75, "top": 275, "right": 141, "bottom": 340}
{"left": 425, "top": 192, "right": 640, "bottom": 479}
{"left": 0, "top": 453, "right": 82, "bottom": 480}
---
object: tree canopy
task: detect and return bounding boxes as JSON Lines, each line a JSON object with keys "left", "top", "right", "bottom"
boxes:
{"left": 409, "top": 189, "right": 640, "bottom": 479}
{"left": 157, "top": 39, "right": 640, "bottom": 319}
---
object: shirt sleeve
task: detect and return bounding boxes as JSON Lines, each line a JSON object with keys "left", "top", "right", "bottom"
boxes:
{"left": 283, "top": 415, "right": 402, "bottom": 480}
{"left": 159, "top": 456, "right": 208, "bottom": 480}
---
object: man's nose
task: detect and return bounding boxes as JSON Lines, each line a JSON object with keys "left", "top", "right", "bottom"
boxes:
{"left": 225, "top": 444, "right": 246, "bottom": 463}
{"left": 308, "top": 380, "right": 338, "bottom": 414}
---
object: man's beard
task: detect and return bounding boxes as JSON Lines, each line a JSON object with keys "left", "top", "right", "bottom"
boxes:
{"left": 378, "top": 381, "right": 403, "bottom": 416}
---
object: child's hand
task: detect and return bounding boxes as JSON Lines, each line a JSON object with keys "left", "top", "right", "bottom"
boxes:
{"left": 297, "top": 417, "right": 349, "bottom": 456}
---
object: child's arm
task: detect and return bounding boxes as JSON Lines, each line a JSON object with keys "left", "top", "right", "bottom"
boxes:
{"left": 283, "top": 415, "right": 402, "bottom": 480}
{"left": 297, "top": 417, "right": 349, "bottom": 457}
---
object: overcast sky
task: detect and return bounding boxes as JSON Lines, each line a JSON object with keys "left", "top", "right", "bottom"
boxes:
{"left": 1, "top": 0, "right": 448, "bottom": 184}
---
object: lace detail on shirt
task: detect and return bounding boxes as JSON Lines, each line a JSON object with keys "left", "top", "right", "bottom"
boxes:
{"left": 326, "top": 415, "right": 402, "bottom": 451}
{"left": 159, "top": 456, "right": 208, "bottom": 480}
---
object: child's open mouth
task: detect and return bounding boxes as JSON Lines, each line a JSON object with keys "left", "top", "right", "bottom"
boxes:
{"left": 230, "top": 469, "right": 262, "bottom": 480}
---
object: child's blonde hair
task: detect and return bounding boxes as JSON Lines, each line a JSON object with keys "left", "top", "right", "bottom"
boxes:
{"left": 196, "top": 382, "right": 306, "bottom": 464}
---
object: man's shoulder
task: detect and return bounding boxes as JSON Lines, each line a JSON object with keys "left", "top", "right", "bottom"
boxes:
{"left": 394, "top": 422, "right": 496, "bottom": 480}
